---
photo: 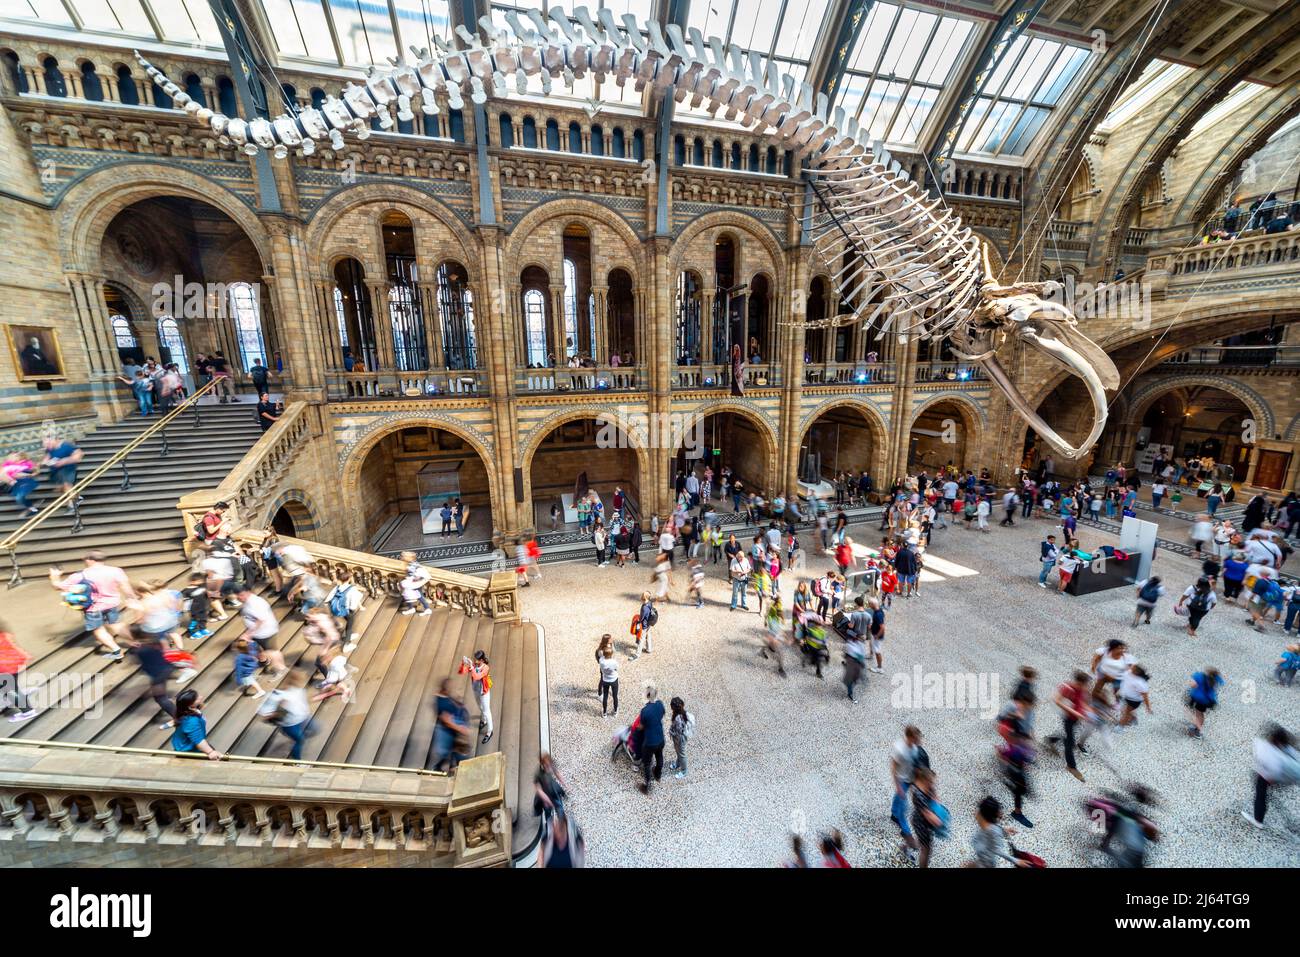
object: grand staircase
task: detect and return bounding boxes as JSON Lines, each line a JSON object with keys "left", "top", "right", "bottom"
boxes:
{"left": 0, "top": 402, "right": 262, "bottom": 580}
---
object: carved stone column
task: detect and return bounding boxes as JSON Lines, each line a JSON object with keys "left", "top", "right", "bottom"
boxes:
{"left": 590, "top": 284, "right": 608, "bottom": 364}
{"left": 417, "top": 279, "right": 444, "bottom": 369}
{"left": 366, "top": 280, "right": 396, "bottom": 372}
{"left": 700, "top": 290, "right": 716, "bottom": 368}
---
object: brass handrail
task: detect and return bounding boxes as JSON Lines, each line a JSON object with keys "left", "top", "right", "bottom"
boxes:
{"left": 3, "top": 378, "right": 220, "bottom": 586}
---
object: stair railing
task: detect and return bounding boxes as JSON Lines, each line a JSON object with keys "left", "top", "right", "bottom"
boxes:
{"left": 2, "top": 378, "right": 220, "bottom": 588}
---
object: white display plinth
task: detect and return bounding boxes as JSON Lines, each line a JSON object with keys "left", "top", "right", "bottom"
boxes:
{"left": 1119, "top": 515, "right": 1160, "bottom": 582}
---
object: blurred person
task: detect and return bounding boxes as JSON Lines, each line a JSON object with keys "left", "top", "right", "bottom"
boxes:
{"left": 668, "top": 695, "right": 694, "bottom": 779}
{"left": 1242, "top": 724, "right": 1300, "bottom": 829}
{"left": 170, "top": 689, "right": 222, "bottom": 759}
{"left": 1185, "top": 667, "right": 1223, "bottom": 739}
{"left": 431, "top": 679, "right": 471, "bottom": 772}
{"left": 258, "top": 668, "right": 315, "bottom": 760}
{"left": 50, "top": 551, "right": 135, "bottom": 660}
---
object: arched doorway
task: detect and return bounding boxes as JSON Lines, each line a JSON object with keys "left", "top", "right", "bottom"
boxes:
{"left": 799, "top": 404, "right": 886, "bottom": 491}
{"left": 96, "top": 195, "right": 272, "bottom": 387}
{"left": 909, "top": 400, "right": 978, "bottom": 475}
{"left": 1126, "top": 385, "right": 1255, "bottom": 480}
{"left": 354, "top": 425, "right": 496, "bottom": 548}
{"left": 672, "top": 409, "right": 776, "bottom": 507}
{"left": 528, "top": 415, "right": 643, "bottom": 530}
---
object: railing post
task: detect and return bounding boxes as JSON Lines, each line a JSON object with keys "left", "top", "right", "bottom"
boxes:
{"left": 160, "top": 425, "right": 170, "bottom": 458}
{"left": 120, "top": 454, "right": 131, "bottom": 492}
{"left": 5, "top": 549, "right": 22, "bottom": 589}
{"left": 69, "top": 495, "right": 84, "bottom": 535}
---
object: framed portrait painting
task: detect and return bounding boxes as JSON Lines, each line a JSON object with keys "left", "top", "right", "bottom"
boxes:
{"left": 7, "top": 324, "right": 67, "bottom": 382}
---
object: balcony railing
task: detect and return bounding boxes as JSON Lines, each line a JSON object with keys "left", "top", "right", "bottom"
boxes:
{"left": 516, "top": 365, "right": 644, "bottom": 394}
{"left": 671, "top": 363, "right": 779, "bottom": 390}
{"left": 803, "top": 362, "right": 896, "bottom": 385}
{"left": 1046, "top": 220, "right": 1088, "bottom": 244}
{"left": 915, "top": 362, "right": 987, "bottom": 383}
{"left": 1159, "top": 344, "right": 1300, "bottom": 370}
{"left": 1170, "top": 230, "right": 1300, "bottom": 277}
{"left": 326, "top": 370, "right": 488, "bottom": 400}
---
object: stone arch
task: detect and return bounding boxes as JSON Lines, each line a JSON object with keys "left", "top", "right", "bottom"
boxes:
{"left": 908, "top": 392, "right": 986, "bottom": 472}
{"left": 798, "top": 396, "right": 891, "bottom": 481}
{"left": 667, "top": 210, "right": 786, "bottom": 288}
{"left": 304, "top": 183, "right": 472, "bottom": 277}
{"left": 1125, "top": 374, "right": 1274, "bottom": 439}
{"left": 678, "top": 398, "right": 780, "bottom": 490}
{"left": 518, "top": 405, "right": 651, "bottom": 520}
{"left": 1284, "top": 411, "right": 1300, "bottom": 442}
{"left": 260, "top": 488, "right": 323, "bottom": 539}
{"left": 56, "top": 163, "right": 271, "bottom": 275}
{"left": 505, "top": 198, "right": 644, "bottom": 281}
{"left": 338, "top": 412, "right": 502, "bottom": 544}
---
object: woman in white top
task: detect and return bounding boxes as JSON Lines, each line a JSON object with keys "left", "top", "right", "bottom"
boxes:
{"left": 1116, "top": 665, "right": 1151, "bottom": 727}
{"left": 598, "top": 646, "right": 619, "bottom": 716}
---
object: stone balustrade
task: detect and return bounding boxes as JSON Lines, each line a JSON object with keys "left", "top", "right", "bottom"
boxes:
{"left": 1168, "top": 229, "right": 1300, "bottom": 277}
{"left": 0, "top": 741, "right": 510, "bottom": 866}
{"left": 516, "top": 364, "right": 644, "bottom": 394}
{"left": 328, "top": 370, "right": 488, "bottom": 400}
{"left": 231, "top": 528, "right": 520, "bottom": 621}
{"left": 803, "top": 361, "right": 896, "bottom": 386}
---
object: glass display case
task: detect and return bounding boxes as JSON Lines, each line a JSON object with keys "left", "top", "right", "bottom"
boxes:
{"left": 418, "top": 461, "right": 462, "bottom": 534}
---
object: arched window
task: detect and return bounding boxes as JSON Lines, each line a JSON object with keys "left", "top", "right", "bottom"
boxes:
{"left": 310, "top": 87, "right": 326, "bottom": 110}
{"left": 632, "top": 129, "right": 645, "bottom": 161}
{"left": 227, "top": 282, "right": 267, "bottom": 371}
{"left": 765, "top": 146, "right": 777, "bottom": 175}
{"left": 545, "top": 118, "right": 560, "bottom": 150}
{"left": 730, "top": 142, "right": 741, "bottom": 169}
{"left": 568, "top": 121, "right": 582, "bottom": 153}
{"left": 436, "top": 262, "right": 477, "bottom": 370}
{"left": 748, "top": 144, "right": 759, "bottom": 171}
{"left": 80, "top": 62, "right": 103, "bottom": 101}
{"left": 115, "top": 65, "right": 137, "bottom": 104}
{"left": 522, "top": 115, "right": 537, "bottom": 148}
{"left": 2, "top": 51, "right": 27, "bottom": 94}
{"left": 216, "top": 76, "right": 236, "bottom": 116}
{"left": 522, "top": 288, "right": 547, "bottom": 366}
{"left": 562, "top": 258, "right": 580, "bottom": 357}
{"left": 42, "top": 57, "right": 66, "bottom": 97}
{"left": 152, "top": 80, "right": 172, "bottom": 108}
{"left": 280, "top": 83, "right": 296, "bottom": 107}
{"left": 185, "top": 73, "right": 205, "bottom": 105}
{"left": 388, "top": 283, "right": 421, "bottom": 370}
{"left": 111, "top": 315, "right": 137, "bottom": 349}
{"left": 711, "top": 140, "right": 723, "bottom": 168}
{"left": 590, "top": 124, "right": 604, "bottom": 156}
{"left": 332, "top": 287, "right": 350, "bottom": 348}
{"left": 611, "top": 127, "right": 625, "bottom": 158}
{"left": 448, "top": 108, "right": 465, "bottom": 142}
{"left": 498, "top": 112, "right": 514, "bottom": 148}
{"left": 692, "top": 138, "right": 704, "bottom": 165}
{"left": 157, "top": 317, "right": 189, "bottom": 373}
{"left": 673, "top": 134, "right": 685, "bottom": 166}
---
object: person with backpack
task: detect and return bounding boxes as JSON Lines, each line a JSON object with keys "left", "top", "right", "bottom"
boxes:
{"left": 1132, "top": 576, "right": 1164, "bottom": 627}
{"left": 325, "top": 569, "right": 365, "bottom": 651}
{"left": 1, "top": 453, "right": 40, "bottom": 516}
{"left": 668, "top": 695, "right": 694, "bottom": 779}
{"left": 439, "top": 502, "right": 454, "bottom": 539}
{"left": 907, "top": 765, "right": 945, "bottom": 868}
{"left": 49, "top": 552, "right": 135, "bottom": 661}
{"left": 208, "top": 350, "right": 235, "bottom": 403}
{"left": 249, "top": 357, "right": 271, "bottom": 398}
{"left": 257, "top": 668, "right": 315, "bottom": 760}
{"left": 460, "top": 649, "right": 493, "bottom": 744}
{"left": 0, "top": 623, "right": 35, "bottom": 723}
{"left": 1044, "top": 670, "right": 1091, "bottom": 782}
{"left": 967, "top": 796, "right": 1026, "bottom": 868}
{"left": 540, "top": 809, "right": 586, "bottom": 868}
{"left": 1243, "top": 723, "right": 1300, "bottom": 829}
{"left": 631, "top": 592, "right": 657, "bottom": 659}
{"left": 1175, "top": 576, "right": 1217, "bottom": 637}
{"left": 1185, "top": 667, "right": 1223, "bottom": 739}
{"left": 728, "top": 550, "right": 752, "bottom": 612}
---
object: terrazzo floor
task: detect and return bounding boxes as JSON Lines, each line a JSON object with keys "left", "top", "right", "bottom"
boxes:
{"left": 518, "top": 511, "right": 1300, "bottom": 867}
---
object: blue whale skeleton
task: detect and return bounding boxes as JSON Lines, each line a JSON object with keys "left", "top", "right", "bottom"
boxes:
{"left": 135, "top": 5, "right": 1119, "bottom": 458}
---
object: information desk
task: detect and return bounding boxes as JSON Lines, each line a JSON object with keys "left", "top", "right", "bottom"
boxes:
{"left": 1065, "top": 550, "right": 1137, "bottom": 596}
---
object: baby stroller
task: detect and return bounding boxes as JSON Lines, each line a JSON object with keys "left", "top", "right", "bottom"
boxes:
{"left": 611, "top": 714, "right": 644, "bottom": 768}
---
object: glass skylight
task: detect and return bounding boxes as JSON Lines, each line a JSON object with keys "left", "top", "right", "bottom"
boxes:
{"left": 6, "top": 0, "right": 224, "bottom": 45}
{"left": 1189, "top": 80, "right": 1267, "bottom": 138}
{"left": 831, "top": 3, "right": 975, "bottom": 147}
{"left": 1100, "top": 58, "right": 1192, "bottom": 129}
{"left": 955, "top": 34, "right": 1091, "bottom": 156}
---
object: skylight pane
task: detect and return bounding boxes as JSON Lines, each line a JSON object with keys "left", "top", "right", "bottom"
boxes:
{"left": 1004, "top": 39, "right": 1058, "bottom": 100}
{"left": 889, "top": 85, "right": 938, "bottom": 143}
{"left": 1190, "top": 81, "right": 1266, "bottom": 137}
{"left": 152, "top": 0, "right": 223, "bottom": 43}
{"left": 775, "top": 0, "right": 828, "bottom": 62}
{"left": 979, "top": 101, "right": 1019, "bottom": 152}
{"left": 1036, "top": 45, "right": 1087, "bottom": 105}
{"left": 687, "top": 0, "right": 732, "bottom": 40}
{"left": 1102, "top": 59, "right": 1190, "bottom": 127}
{"left": 916, "top": 18, "right": 971, "bottom": 83}
{"left": 1002, "top": 105, "right": 1048, "bottom": 155}
{"left": 731, "top": 0, "right": 779, "bottom": 53}
{"left": 394, "top": 0, "right": 451, "bottom": 53}
{"left": 99, "top": 0, "right": 153, "bottom": 36}
{"left": 956, "top": 96, "right": 992, "bottom": 150}
{"left": 22, "top": 0, "right": 74, "bottom": 24}
{"left": 848, "top": 4, "right": 896, "bottom": 72}
{"left": 865, "top": 80, "right": 906, "bottom": 140}
{"left": 329, "top": 0, "right": 398, "bottom": 67}
{"left": 984, "top": 34, "right": 1027, "bottom": 91}
{"left": 71, "top": 0, "right": 124, "bottom": 31}
{"left": 836, "top": 72, "right": 870, "bottom": 121}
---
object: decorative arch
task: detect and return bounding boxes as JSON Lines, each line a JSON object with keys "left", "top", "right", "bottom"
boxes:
{"left": 303, "top": 182, "right": 472, "bottom": 275}
{"left": 518, "top": 405, "right": 651, "bottom": 516}
{"left": 677, "top": 398, "right": 781, "bottom": 488}
{"left": 505, "top": 198, "right": 644, "bottom": 280}
{"left": 1284, "top": 410, "right": 1300, "bottom": 442}
{"left": 798, "top": 396, "right": 891, "bottom": 480}
{"left": 667, "top": 210, "right": 785, "bottom": 288}
{"left": 910, "top": 391, "right": 988, "bottom": 430}
{"left": 56, "top": 163, "right": 271, "bottom": 275}
{"left": 260, "top": 488, "right": 323, "bottom": 539}
{"left": 1125, "top": 374, "right": 1274, "bottom": 439}
{"left": 338, "top": 412, "right": 502, "bottom": 543}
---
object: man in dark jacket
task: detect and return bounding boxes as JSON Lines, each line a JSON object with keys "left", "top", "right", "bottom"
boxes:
{"left": 638, "top": 685, "right": 666, "bottom": 794}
